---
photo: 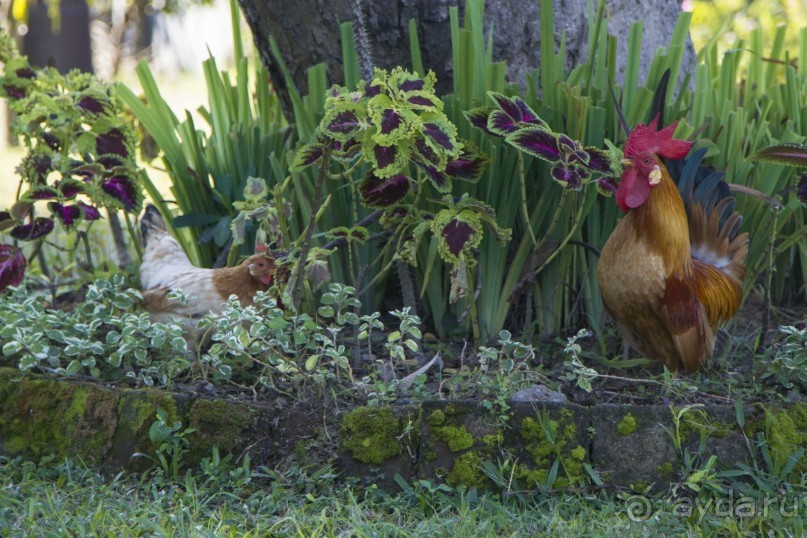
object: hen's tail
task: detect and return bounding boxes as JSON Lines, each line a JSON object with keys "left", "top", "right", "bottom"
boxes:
{"left": 141, "top": 204, "right": 167, "bottom": 248}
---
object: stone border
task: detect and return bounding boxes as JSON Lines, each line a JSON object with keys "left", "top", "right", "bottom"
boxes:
{"left": 1, "top": 368, "right": 804, "bottom": 490}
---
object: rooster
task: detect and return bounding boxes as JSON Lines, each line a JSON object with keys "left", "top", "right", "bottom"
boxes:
{"left": 139, "top": 204, "right": 275, "bottom": 345}
{"left": 596, "top": 118, "right": 749, "bottom": 373}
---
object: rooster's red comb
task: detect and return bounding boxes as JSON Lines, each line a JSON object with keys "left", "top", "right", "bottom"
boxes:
{"left": 623, "top": 115, "right": 693, "bottom": 160}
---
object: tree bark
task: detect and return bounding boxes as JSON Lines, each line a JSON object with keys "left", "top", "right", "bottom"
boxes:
{"left": 236, "top": 0, "right": 695, "bottom": 97}
{"left": 23, "top": 0, "right": 94, "bottom": 73}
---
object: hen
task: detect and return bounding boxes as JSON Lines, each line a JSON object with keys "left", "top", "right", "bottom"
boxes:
{"left": 139, "top": 204, "right": 275, "bottom": 344}
{"left": 597, "top": 119, "right": 748, "bottom": 373}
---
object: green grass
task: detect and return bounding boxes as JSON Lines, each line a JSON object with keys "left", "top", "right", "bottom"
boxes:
{"left": 0, "top": 455, "right": 803, "bottom": 537}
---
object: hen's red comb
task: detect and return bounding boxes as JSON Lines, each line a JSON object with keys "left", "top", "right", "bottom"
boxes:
{"left": 255, "top": 244, "right": 266, "bottom": 253}
{"left": 623, "top": 115, "right": 693, "bottom": 160}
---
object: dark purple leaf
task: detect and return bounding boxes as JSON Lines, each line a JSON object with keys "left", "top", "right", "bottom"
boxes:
{"left": 29, "top": 187, "right": 58, "bottom": 200}
{"left": 423, "top": 123, "right": 454, "bottom": 151}
{"left": 551, "top": 165, "right": 582, "bottom": 190}
{"left": 102, "top": 176, "right": 138, "bottom": 210}
{"left": 0, "top": 244, "right": 27, "bottom": 290}
{"left": 22, "top": 153, "right": 53, "bottom": 184}
{"left": 441, "top": 219, "right": 475, "bottom": 257}
{"left": 48, "top": 202, "right": 82, "bottom": 228}
{"left": 584, "top": 147, "right": 612, "bottom": 172}
{"left": 0, "top": 211, "right": 11, "bottom": 232}
{"left": 58, "top": 181, "right": 83, "bottom": 199}
{"left": 96, "top": 129, "right": 129, "bottom": 158}
{"left": 42, "top": 132, "right": 61, "bottom": 151}
{"left": 444, "top": 144, "right": 488, "bottom": 182}
{"left": 514, "top": 97, "right": 545, "bottom": 126}
{"left": 325, "top": 110, "right": 362, "bottom": 135}
{"left": 77, "top": 96, "right": 106, "bottom": 115}
{"left": 15, "top": 67, "right": 35, "bottom": 79}
{"left": 489, "top": 92, "right": 522, "bottom": 123}
{"left": 78, "top": 201, "right": 101, "bottom": 221}
{"left": 597, "top": 176, "right": 619, "bottom": 195}
{"left": 557, "top": 134, "right": 576, "bottom": 150}
{"left": 413, "top": 138, "right": 440, "bottom": 166}
{"left": 373, "top": 144, "right": 397, "bottom": 170}
{"left": 406, "top": 94, "right": 438, "bottom": 108}
{"left": 292, "top": 144, "right": 325, "bottom": 170}
{"left": 399, "top": 79, "right": 425, "bottom": 92}
{"left": 359, "top": 173, "right": 410, "bottom": 208}
{"left": 487, "top": 109, "right": 521, "bottom": 135}
{"left": 97, "top": 155, "right": 124, "bottom": 169}
{"left": 422, "top": 165, "right": 450, "bottom": 192}
{"left": 11, "top": 217, "right": 54, "bottom": 240}
{"left": 379, "top": 109, "right": 403, "bottom": 135}
{"left": 3, "top": 85, "right": 25, "bottom": 99}
{"left": 506, "top": 127, "right": 561, "bottom": 162}
{"left": 463, "top": 107, "right": 495, "bottom": 136}
{"left": 364, "top": 83, "right": 382, "bottom": 97}
{"left": 798, "top": 173, "right": 807, "bottom": 207}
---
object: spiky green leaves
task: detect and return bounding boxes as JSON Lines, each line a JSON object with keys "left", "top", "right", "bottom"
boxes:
{"left": 466, "top": 91, "right": 616, "bottom": 191}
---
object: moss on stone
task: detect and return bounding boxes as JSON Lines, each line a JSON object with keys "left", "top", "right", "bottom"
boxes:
{"left": 678, "top": 408, "right": 733, "bottom": 441}
{"left": 517, "top": 409, "right": 586, "bottom": 488}
{"left": 0, "top": 375, "right": 117, "bottom": 462}
{"left": 657, "top": 462, "right": 675, "bottom": 479}
{"left": 445, "top": 451, "right": 488, "bottom": 489}
{"left": 752, "top": 403, "right": 807, "bottom": 476}
{"left": 340, "top": 407, "right": 403, "bottom": 465}
{"left": 427, "top": 410, "right": 474, "bottom": 453}
{"left": 616, "top": 413, "right": 638, "bottom": 436}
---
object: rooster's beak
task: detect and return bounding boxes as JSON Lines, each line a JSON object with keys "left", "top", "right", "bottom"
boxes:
{"left": 621, "top": 158, "right": 633, "bottom": 167}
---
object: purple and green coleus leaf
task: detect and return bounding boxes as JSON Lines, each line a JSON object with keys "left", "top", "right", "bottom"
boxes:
{"left": 749, "top": 143, "right": 807, "bottom": 168}
{"left": 10, "top": 217, "right": 54, "bottom": 240}
{"left": 419, "top": 113, "right": 460, "bottom": 158}
{"left": 797, "top": 173, "right": 807, "bottom": 208}
{"left": 291, "top": 142, "right": 326, "bottom": 172}
{"left": 486, "top": 92, "right": 547, "bottom": 137}
{"left": 100, "top": 174, "right": 141, "bottom": 211}
{"left": 325, "top": 225, "right": 370, "bottom": 244}
{"left": 419, "top": 140, "right": 489, "bottom": 193}
{"left": 368, "top": 94, "right": 416, "bottom": 146}
{"left": 362, "top": 140, "right": 409, "bottom": 179}
{"left": 0, "top": 244, "right": 27, "bottom": 291}
{"left": 359, "top": 172, "right": 411, "bottom": 208}
{"left": 463, "top": 106, "right": 496, "bottom": 136}
{"left": 430, "top": 194, "right": 511, "bottom": 266}
{"left": 321, "top": 103, "right": 365, "bottom": 141}
{"left": 505, "top": 127, "right": 614, "bottom": 190}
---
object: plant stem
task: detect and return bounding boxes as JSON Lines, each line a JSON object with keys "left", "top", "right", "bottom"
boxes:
{"left": 467, "top": 262, "right": 481, "bottom": 348}
{"left": 109, "top": 210, "right": 134, "bottom": 268}
{"left": 293, "top": 146, "right": 332, "bottom": 312}
{"left": 759, "top": 205, "right": 780, "bottom": 351}
{"left": 518, "top": 152, "right": 537, "bottom": 246}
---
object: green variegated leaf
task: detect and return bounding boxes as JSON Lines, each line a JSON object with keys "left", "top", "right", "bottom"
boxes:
{"left": 243, "top": 176, "right": 269, "bottom": 202}
{"left": 362, "top": 140, "right": 409, "bottom": 179}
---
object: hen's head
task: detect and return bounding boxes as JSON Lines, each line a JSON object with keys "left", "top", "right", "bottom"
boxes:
{"left": 246, "top": 249, "right": 275, "bottom": 286}
{"left": 616, "top": 116, "right": 693, "bottom": 211}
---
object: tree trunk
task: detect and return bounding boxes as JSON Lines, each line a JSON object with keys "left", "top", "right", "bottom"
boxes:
{"left": 236, "top": 0, "right": 695, "bottom": 97}
{"left": 23, "top": 0, "right": 94, "bottom": 73}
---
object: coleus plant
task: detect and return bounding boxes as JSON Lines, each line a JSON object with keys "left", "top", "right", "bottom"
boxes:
{"left": 464, "top": 91, "right": 617, "bottom": 193}
{"left": 292, "top": 67, "right": 509, "bottom": 310}
{"left": 0, "top": 30, "right": 144, "bottom": 291}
